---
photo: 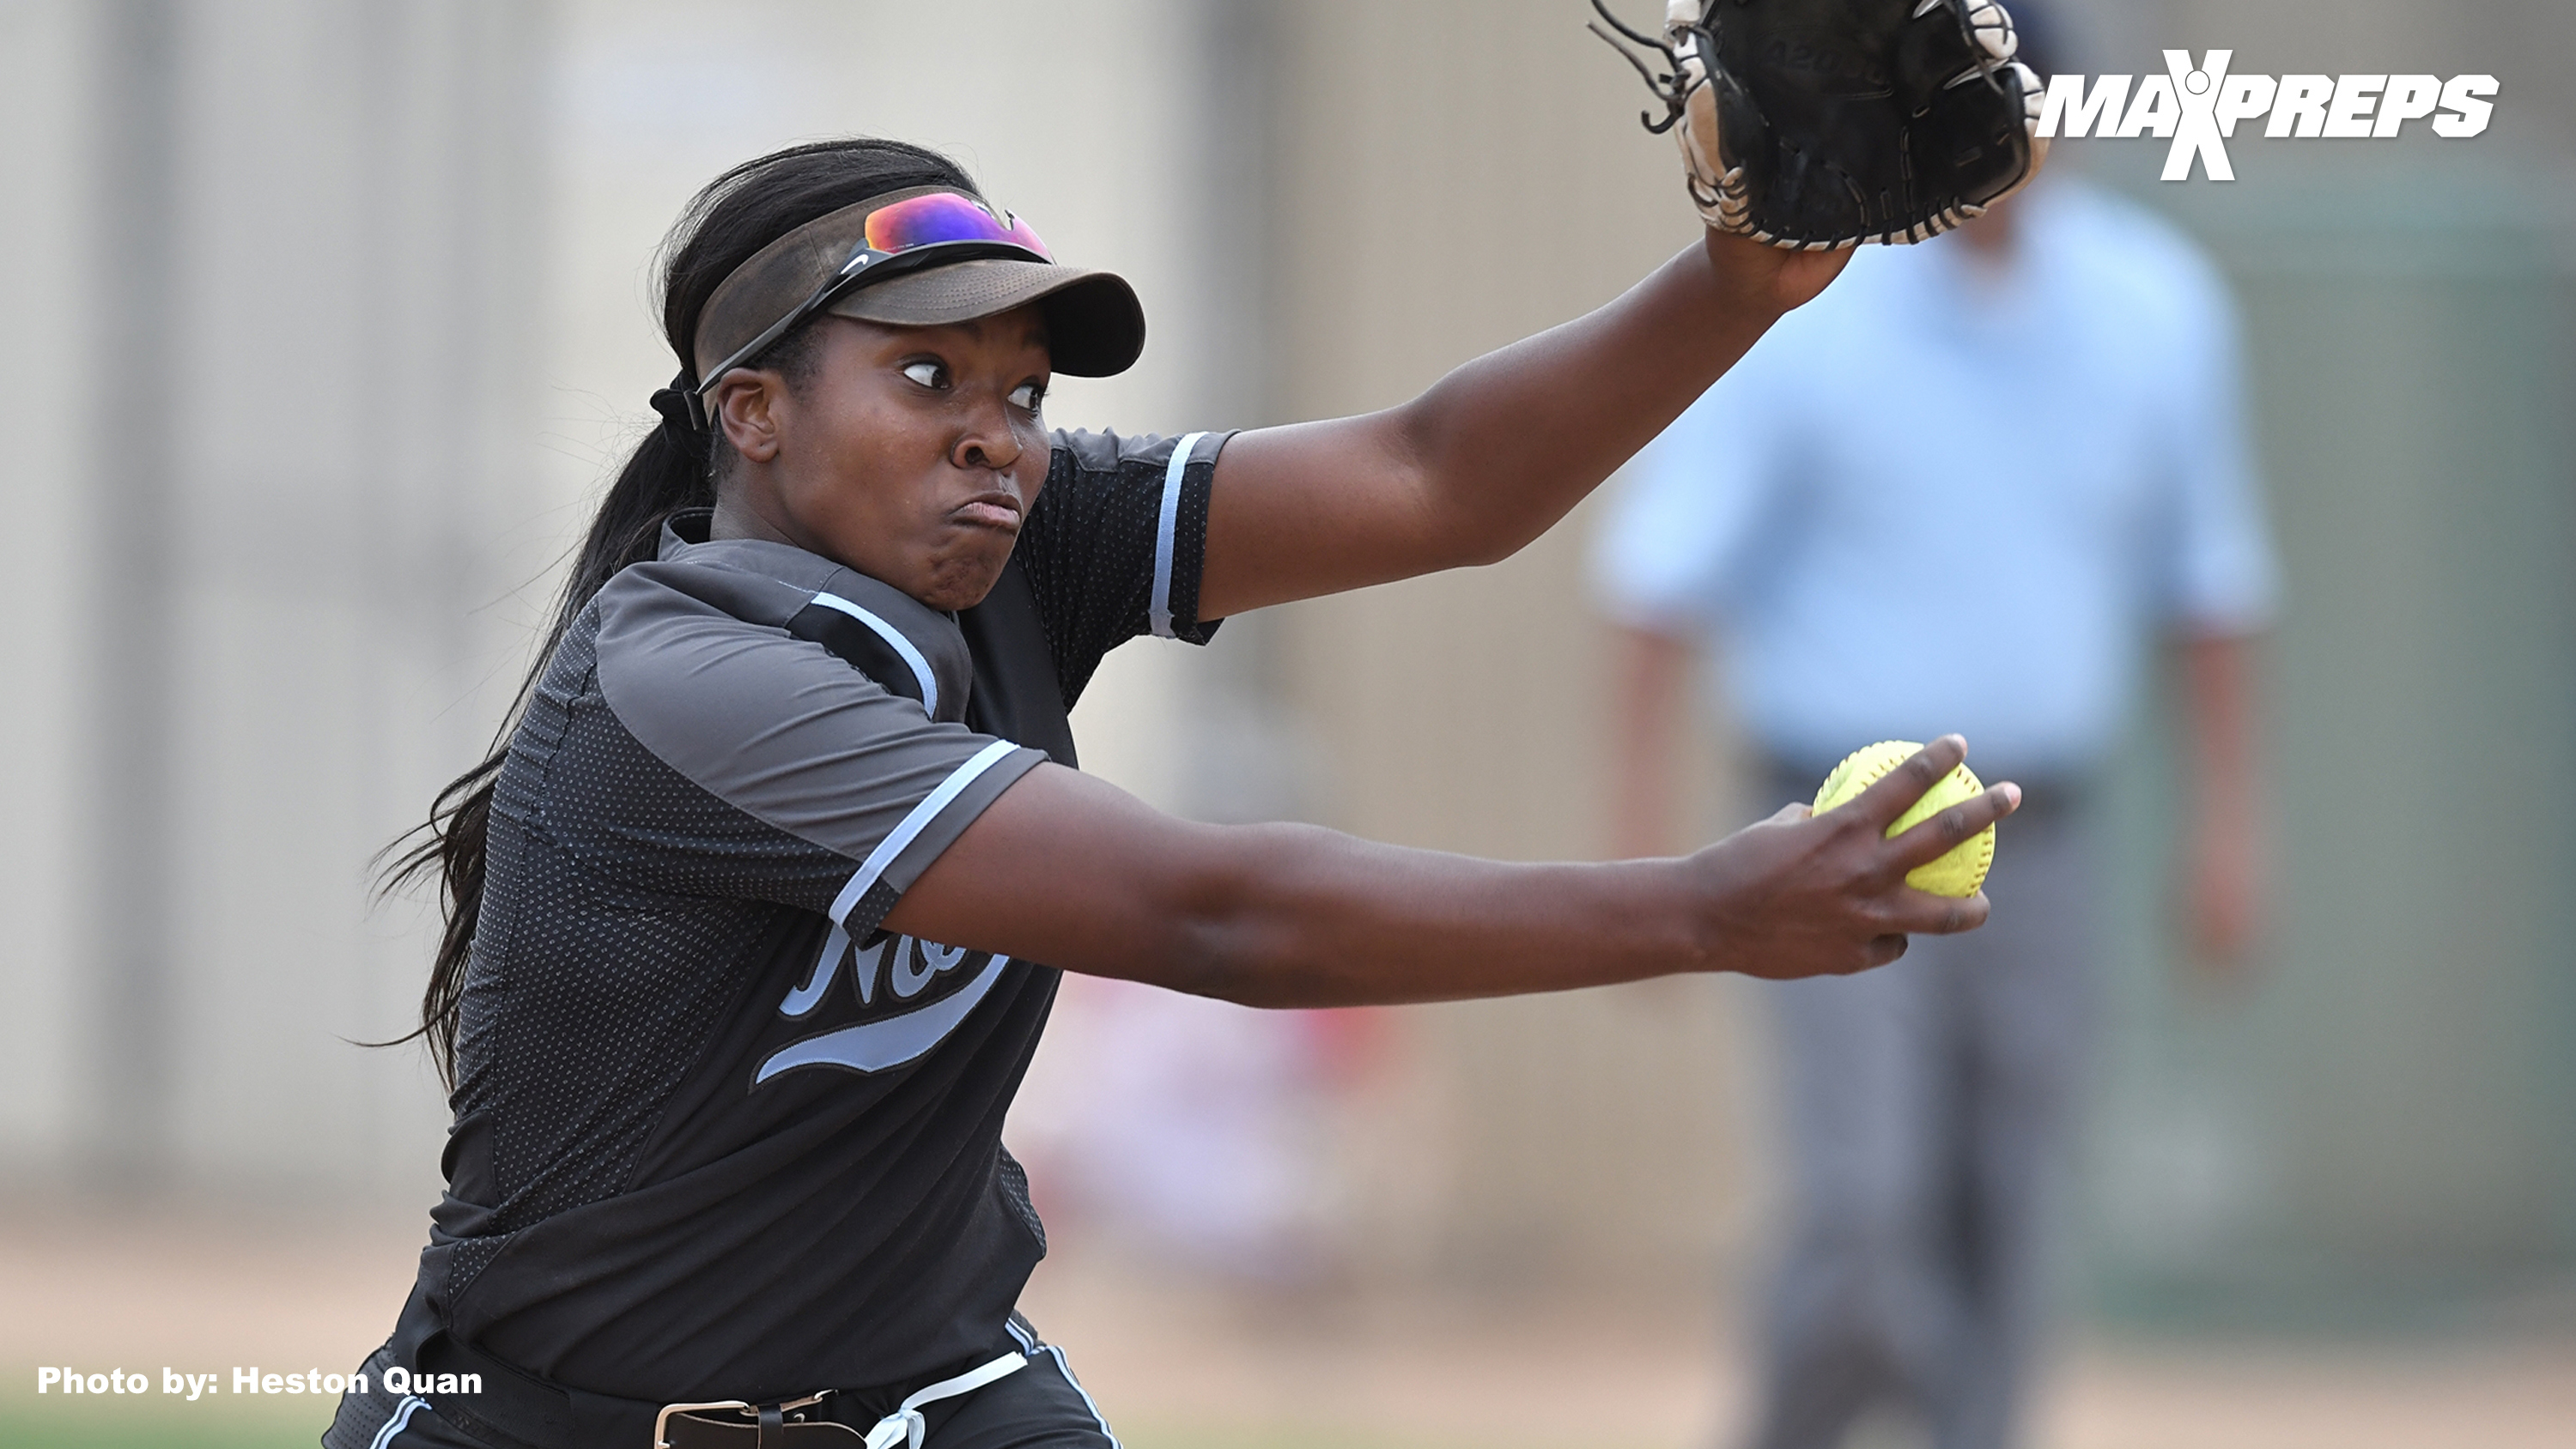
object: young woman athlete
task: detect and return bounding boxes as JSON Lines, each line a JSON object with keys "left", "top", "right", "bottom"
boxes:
{"left": 327, "top": 137, "right": 2017, "bottom": 1449}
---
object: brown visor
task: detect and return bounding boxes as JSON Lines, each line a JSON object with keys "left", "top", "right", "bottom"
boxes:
{"left": 689, "top": 187, "right": 1145, "bottom": 403}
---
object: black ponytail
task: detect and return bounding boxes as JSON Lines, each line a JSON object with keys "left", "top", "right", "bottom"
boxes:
{"left": 381, "top": 137, "right": 979, "bottom": 1089}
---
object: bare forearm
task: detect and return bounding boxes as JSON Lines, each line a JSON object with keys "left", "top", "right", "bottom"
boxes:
{"left": 2178, "top": 630, "right": 2265, "bottom": 967}
{"left": 1145, "top": 825, "right": 1706, "bottom": 1008}
{"left": 1391, "top": 238, "right": 1794, "bottom": 566}
{"left": 1199, "top": 233, "right": 1845, "bottom": 617}
{"left": 890, "top": 767, "right": 1702, "bottom": 1005}
{"left": 888, "top": 745, "right": 2014, "bottom": 1005}
{"left": 2184, "top": 632, "right": 2257, "bottom": 806}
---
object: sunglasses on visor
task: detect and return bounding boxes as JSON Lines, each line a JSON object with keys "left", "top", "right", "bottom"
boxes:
{"left": 687, "top": 191, "right": 1053, "bottom": 427}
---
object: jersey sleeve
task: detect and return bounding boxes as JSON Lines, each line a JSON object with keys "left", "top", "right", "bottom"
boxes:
{"left": 1013, "top": 427, "right": 1234, "bottom": 709}
{"left": 562, "top": 564, "right": 1048, "bottom": 946}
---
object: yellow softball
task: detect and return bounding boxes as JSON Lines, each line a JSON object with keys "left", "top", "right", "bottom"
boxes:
{"left": 1812, "top": 740, "right": 1996, "bottom": 898}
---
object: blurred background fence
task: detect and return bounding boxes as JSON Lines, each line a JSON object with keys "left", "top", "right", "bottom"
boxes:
{"left": 2083, "top": 158, "right": 2576, "bottom": 1326}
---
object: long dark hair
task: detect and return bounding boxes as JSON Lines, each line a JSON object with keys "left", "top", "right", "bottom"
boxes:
{"left": 382, "top": 138, "right": 980, "bottom": 1089}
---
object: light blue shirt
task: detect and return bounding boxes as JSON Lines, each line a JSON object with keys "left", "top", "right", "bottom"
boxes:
{"left": 1592, "top": 182, "right": 2278, "bottom": 777}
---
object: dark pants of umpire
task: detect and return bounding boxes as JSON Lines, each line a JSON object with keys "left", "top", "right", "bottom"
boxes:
{"left": 1747, "top": 770, "right": 2100, "bottom": 1449}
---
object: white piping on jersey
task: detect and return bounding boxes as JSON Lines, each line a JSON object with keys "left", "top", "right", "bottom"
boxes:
{"left": 797, "top": 739, "right": 1019, "bottom": 1024}
{"left": 832, "top": 739, "right": 1022, "bottom": 923}
{"left": 1148, "top": 432, "right": 1208, "bottom": 640}
{"left": 370, "top": 1395, "right": 428, "bottom": 1449}
{"left": 755, "top": 954, "right": 1012, "bottom": 1080}
{"left": 811, "top": 591, "right": 939, "bottom": 718}
{"left": 1045, "top": 1343, "right": 1122, "bottom": 1449}
{"left": 1005, "top": 1319, "right": 1123, "bottom": 1449}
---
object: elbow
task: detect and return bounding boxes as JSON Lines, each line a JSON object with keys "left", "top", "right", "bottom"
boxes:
{"left": 1443, "top": 528, "right": 1526, "bottom": 572}
{"left": 1407, "top": 499, "right": 1532, "bottom": 573}
{"left": 1410, "top": 470, "right": 1534, "bottom": 572}
{"left": 1139, "top": 909, "right": 1321, "bottom": 1010}
{"left": 1121, "top": 824, "right": 1342, "bottom": 1009}
{"left": 1385, "top": 406, "right": 1533, "bottom": 573}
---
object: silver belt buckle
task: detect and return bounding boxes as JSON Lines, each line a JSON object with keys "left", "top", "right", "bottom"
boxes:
{"left": 653, "top": 1391, "right": 829, "bottom": 1448}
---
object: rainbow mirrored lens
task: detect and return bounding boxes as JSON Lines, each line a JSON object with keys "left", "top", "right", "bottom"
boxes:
{"left": 862, "top": 191, "right": 1050, "bottom": 260}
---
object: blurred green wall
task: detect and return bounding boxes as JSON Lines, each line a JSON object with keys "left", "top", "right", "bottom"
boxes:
{"left": 2084, "top": 156, "right": 2576, "bottom": 1325}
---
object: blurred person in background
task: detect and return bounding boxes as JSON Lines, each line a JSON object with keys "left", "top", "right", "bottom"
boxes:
{"left": 1594, "top": 19, "right": 2278, "bottom": 1449}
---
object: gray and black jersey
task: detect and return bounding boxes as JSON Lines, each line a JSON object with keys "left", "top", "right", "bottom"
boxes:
{"left": 361, "top": 429, "right": 1228, "bottom": 1419}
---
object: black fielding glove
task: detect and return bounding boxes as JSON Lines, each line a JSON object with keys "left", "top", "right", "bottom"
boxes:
{"left": 1594, "top": 0, "right": 2048, "bottom": 249}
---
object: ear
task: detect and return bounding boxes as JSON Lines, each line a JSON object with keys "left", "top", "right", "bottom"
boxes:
{"left": 712, "top": 371, "right": 787, "bottom": 464}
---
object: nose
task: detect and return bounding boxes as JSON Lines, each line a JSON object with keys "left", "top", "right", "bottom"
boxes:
{"left": 951, "top": 395, "right": 1024, "bottom": 472}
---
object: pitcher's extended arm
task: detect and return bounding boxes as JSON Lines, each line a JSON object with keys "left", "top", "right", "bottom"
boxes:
{"left": 887, "top": 736, "right": 2017, "bottom": 1006}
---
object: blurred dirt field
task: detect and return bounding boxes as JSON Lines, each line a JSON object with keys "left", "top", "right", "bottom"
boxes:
{"left": 3, "top": 1205, "right": 2570, "bottom": 1449}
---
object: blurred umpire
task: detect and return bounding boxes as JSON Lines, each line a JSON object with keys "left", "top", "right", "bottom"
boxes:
{"left": 1592, "top": 16, "right": 2280, "bottom": 1449}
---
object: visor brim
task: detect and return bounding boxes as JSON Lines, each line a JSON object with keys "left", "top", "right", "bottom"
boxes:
{"left": 827, "top": 259, "right": 1145, "bottom": 378}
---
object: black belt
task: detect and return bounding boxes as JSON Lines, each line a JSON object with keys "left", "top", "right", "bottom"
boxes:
{"left": 415, "top": 1331, "right": 1025, "bottom": 1449}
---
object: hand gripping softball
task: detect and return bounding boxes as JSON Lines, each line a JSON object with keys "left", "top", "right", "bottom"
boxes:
{"left": 1592, "top": 0, "right": 2050, "bottom": 248}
